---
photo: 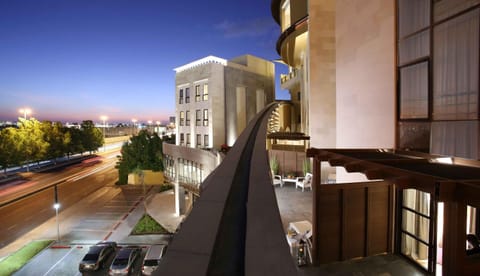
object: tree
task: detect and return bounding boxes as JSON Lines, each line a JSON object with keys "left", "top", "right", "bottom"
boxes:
{"left": 17, "top": 118, "right": 48, "bottom": 171}
{"left": 65, "top": 127, "right": 84, "bottom": 157}
{"left": 80, "top": 120, "right": 103, "bottom": 154}
{"left": 0, "top": 127, "right": 22, "bottom": 174}
{"left": 41, "top": 121, "right": 70, "bottom": 164}
{"left": 116, "top": 130, "right": 164, "bottom": 184}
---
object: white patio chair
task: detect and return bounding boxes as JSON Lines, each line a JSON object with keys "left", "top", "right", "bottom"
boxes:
{"left": 295, "top": 173, "right": 312, "bottom": 191}
{"left": 272, "top": 175, "right": 283, "bottom": 187}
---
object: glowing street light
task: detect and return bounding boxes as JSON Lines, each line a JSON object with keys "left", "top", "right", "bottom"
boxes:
{"left": 18, "top": 108, "right": 32, "bottom": 120}
{"left": 132, "top": 118, "right": 137, "bottom": 135}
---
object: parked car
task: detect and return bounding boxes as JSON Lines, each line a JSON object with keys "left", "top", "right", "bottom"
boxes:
{"left": 142, "top": 244, "right": 167, "bottom": 275}
{"left": 109, "top": 246, "right": 142, "bottom": 275}
{"left": 79, "top": 241, "right": 117, "bottom": 272}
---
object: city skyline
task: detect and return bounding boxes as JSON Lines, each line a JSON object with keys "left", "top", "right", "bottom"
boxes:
{"left": 0, "top": 0, "right": 289, "bottom": 123}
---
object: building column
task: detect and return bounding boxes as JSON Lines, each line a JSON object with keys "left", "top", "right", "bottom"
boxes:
{"left": 175, "top": 158, "right": 185, "bottom": 216}
{"left": 442, "top": 200, "right": 466, "bottom": 275}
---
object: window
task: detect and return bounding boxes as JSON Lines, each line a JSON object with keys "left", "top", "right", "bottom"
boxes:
{"left": 179, "top": 111, "right": 185, "bottom": 126}
{"left": 180, "top": 133, "right": 184, "bottom": 146}
{"left": 196, "top": 134, "right": 201, "bottom": 147}
{"left": 186, "top": 111, "right": 190, "bottom": 126}
{"left": 185, "top": 87, "right": 190, "bottom": 103}
{"left": 400, "top": 62, "right": 429, "bottom": 119}
{"left": 179, "top": 89, "right": 184, "bottom": 104}
{"left": 433, "top": 9, "right": 479, "bottom": 121}
{"left": 203, "top": 84, "right": 209, "bottom": 101}
{"left": 196, "top": 109, "right": 201, "bottom": 126}
{"left": 400, "top": 189, "right": 433, "bottom": 271}
{"left": 204, "top": 134, "right": 209, "bottom": 147}
{"left": 186, "top": 133, "right": 191, "bottom": 147}
{"left": 195, "top": 85, "right": 201, "bottom": 102}
{"left": 203, "top": 109, "right": 209, "bottom": 126}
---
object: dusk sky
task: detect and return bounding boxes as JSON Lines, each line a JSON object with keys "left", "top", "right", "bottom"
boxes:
{"left": 0, "top": 0, "right": 289, "bottom": 124}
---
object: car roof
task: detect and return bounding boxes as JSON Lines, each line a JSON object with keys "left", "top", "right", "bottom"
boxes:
{"left": 145, "top": 244, "right": 167, "bottom": 260}
{"left": 116, "top": 247, "right": 137, "bottom": 259}
{"left": 88, "top": 246, "right": 104, "bottom": 254}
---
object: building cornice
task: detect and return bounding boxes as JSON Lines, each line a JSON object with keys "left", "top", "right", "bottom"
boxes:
{"left": 174, "top": 56, "right": 227, "bottom": 73}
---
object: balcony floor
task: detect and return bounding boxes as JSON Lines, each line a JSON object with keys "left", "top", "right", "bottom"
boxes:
{"left": 274, "top": 185, "right": 428, "bottom": 276}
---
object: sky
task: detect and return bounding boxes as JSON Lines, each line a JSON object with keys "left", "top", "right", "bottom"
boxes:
{"left": 0, "top": 0, "right": 289, "bottom": 124}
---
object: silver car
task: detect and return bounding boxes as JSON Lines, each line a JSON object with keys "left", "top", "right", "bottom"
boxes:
{"left": 142, "top": 244, "right": 167, "bottom": 275}
{"left": 79, "top": 241, "right": 117, "bottom": 272}
{"left": 109, "top": 246, "right": 142, "bottom": 275}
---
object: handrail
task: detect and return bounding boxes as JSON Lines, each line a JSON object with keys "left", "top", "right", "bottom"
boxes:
{"left": 276, "top": 15, "right": 309, "bottom": 55}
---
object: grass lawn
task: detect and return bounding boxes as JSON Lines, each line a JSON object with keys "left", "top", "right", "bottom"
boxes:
{"left": 0, "top": 240, "right": 53, "bottom": 275}
{"left": 131, "top": 214, "right": 170, "bottom": 235}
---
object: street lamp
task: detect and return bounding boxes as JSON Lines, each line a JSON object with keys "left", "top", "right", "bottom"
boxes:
{"left": 18, "top": 108, "right": 32, "bottom": 120}
{"left": 53, "top": 203, "right": 60, "bottom": 241}
{"left": 100, "top": 115, "right": 108, "bottom": 151}
{"left": 53, "top": 186, "right": 60, "bottom": 242}
{"left": 132, "top": 118, "right": 137, "bottom": 135}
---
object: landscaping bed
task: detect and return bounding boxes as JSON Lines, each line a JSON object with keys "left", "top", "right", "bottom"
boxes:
{"left": 0, "top": 240, "right": 53, "bottom": 275}
{"left": 131, "top": 214, "right": 170, "bottom": 235}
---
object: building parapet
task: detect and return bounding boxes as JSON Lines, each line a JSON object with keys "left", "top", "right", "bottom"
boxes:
{"left": 173, "top": 56, "right": 227, "bottom": 73}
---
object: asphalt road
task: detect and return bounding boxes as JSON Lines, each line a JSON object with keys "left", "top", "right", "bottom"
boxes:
{"left": 0, "top": 151, "right": 120, "bottom": 249}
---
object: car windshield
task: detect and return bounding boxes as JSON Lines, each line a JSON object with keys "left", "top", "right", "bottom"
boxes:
{"left": 144, "top": 259, "right": 158, "bottom": 266}
{"left": 112, "top": 258, "right": 128, "bottom": 266}
{"left": 82, "top": 253, "right": 98, "bottom": 261}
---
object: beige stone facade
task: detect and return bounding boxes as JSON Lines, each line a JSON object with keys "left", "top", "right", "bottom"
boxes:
{"left": 174, "top": 55, "right": 275, "bottom": 149}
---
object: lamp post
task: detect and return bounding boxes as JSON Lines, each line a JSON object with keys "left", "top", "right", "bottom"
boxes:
{"left": 148, "top": 120, "right": 152, "bottom": 132}
{"left": 132, "top": 119, "right": 137, "bottom": 135}
{"left": 18, "top": 108, "right": 32, "bottom": 120}
{"left": 100, "top": 115, "right": 108, "bottom": 152}
{"left": 53, "top": 186, "right": 60, "bottom": 242}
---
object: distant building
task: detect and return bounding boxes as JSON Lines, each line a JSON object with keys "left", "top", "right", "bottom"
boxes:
{"left": 174, "top": 55, "right": 275, "bottom": 149}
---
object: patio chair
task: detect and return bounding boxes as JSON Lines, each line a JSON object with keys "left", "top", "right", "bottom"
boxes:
{"left": 273, "top": 175, "right": 283, "bottom": 187}
{"left": 295, "top": 173, "right": 312, "bottom": 192}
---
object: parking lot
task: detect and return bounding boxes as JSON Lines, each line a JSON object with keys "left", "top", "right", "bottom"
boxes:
{"left": 15, "top": 242, "right": 167, "bottom": 276}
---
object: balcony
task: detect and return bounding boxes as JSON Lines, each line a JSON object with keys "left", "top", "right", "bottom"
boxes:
{"left": 276, "top": 15, "right": 308, "bottom": 68}
{"left": 280, "top": 69, "right": 300, "bottom": 90}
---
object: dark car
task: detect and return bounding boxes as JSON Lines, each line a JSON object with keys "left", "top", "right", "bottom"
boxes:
{"left": 79, "top": 241, "right": 117, "bottom": 272}
{"left": 109, "top": 246, "right": 142, "bottom": 275}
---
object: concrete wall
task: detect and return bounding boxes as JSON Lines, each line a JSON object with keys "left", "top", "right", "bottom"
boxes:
{"left": 175, "top": 62, "right": 225, "bottom": 149}
{"left": 308, "top": 0, "right": 336, "bottom": 148}
{"left": 128, "top": 170, "right": 164, "bottom": 185}
{"left": 335, "top": 0, "right": 396, "bottom": 149}
{"left": 224, "top": 55, "right": 275, "bottom": 146}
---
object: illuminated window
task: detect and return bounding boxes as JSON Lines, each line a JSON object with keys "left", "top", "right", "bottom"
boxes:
{"left": 179, "top": 111, "right": 185, "bottom": 126}
{"left": 185, "top": 87, "right": 190, "bottom": 103}
{"left": 196, "top": 109, "right": 201, "bottom": 126}
{"left": 179, "top": 89, "right": 184, "bottom": 104}
{"left": 186, "top": 133, "right": 191, "bottom": 146}
{"left": 195, "top": 85, "right": 201, "bottom": 102}
{"left": 203, "top": 84, "right": 209, "bottom": 101}
{"left": 185, "top": 111, "right": 190, "bottom": 126}
{"left": 180, "top": 133, "right": 184, "bottom": 146}
{"left": 203, "top": 109, "right": 208, "bottom": 126}
{"left": 196, "top": 134, "right": 201, "bottom": 147}
{"left": 204, "top": 134, "right": 209, "bottom": 147}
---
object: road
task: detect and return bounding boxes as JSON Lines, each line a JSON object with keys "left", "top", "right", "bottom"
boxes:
{"left": 0, "top": 150, "right": 120, "bottom": 249}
